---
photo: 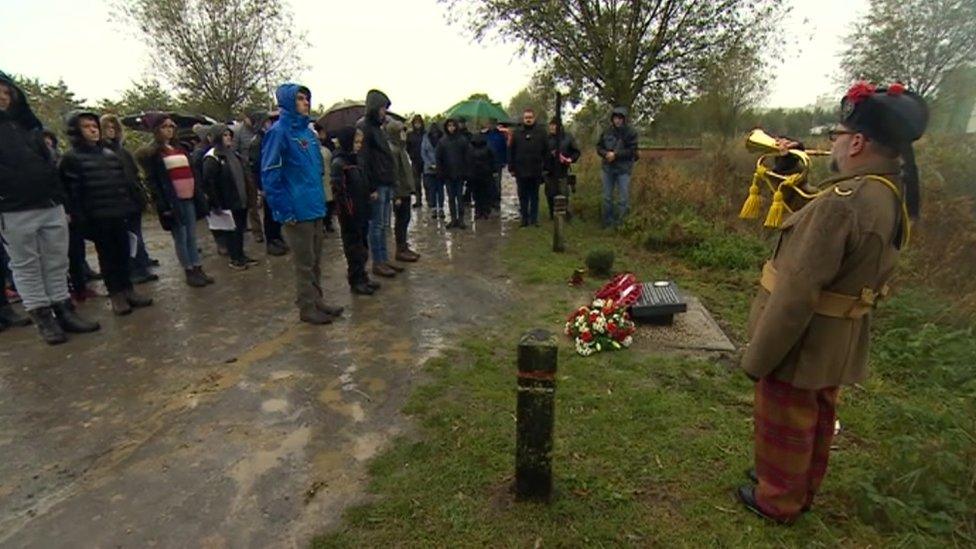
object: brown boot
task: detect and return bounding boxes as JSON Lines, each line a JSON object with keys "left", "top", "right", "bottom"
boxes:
{"left": 110, "top": 293, "right": 132, "bottom": 316}
{"left": 395, "top": 248, "right": 419, "bottom": 263}
{"left": 372, "top": 263, "right": 397, "bottom": 278}
{"left": 299, "top": 307, "right": 334, "bottom": 325}
{"left": 386, "top": 262, "right": 405, "bottom": 273}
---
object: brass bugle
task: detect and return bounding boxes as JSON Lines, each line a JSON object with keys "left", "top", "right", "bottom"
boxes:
{"left": 745, "top": 129, "right": 830, "bottom": 157}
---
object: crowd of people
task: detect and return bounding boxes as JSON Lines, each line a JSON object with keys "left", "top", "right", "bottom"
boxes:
{"left": 0, "top": 69, "right": 641, "bottom": 342}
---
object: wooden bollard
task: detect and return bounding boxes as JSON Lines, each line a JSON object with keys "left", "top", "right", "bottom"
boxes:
{"left": 553, "top": 194, "right": 567, "bottom": 253}
{"left": 515, "top": 329, "right": 558, "bottom": 502}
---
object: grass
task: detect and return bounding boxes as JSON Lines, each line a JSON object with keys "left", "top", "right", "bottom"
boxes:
{"left": 313, "top": 216, "right": 976, "bottom": 548}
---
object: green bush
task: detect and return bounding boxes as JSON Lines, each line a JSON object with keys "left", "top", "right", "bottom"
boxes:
{"left": 585, "top": 248, "right": 615, "bottom": 276}
{"left": 683, "top": 233, "right": 767, "bottom": 270}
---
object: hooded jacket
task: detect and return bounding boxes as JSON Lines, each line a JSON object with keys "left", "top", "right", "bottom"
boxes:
{"left": 484, "top": 127, "right": 508, "bottom": 168}
{"left": 0, "top": 72, "right": 64, "bottom": 213}
{"left": 261, "top": 83, "right": 326, "bottom": 223}
{"left": 385, "top": 120, "right": 415, "bottom": 199}
{"left": 101, "top": 113, "right": 147, "bottom": 210}
{"left": 358, "top": 89, "right": 395, "bottom": 192}
{"left": 247, "top": 111, "right": 271, "bottom": 186}
{"left": 406, "top": 116, "right": 425, "bottom": 170}
{"left": 509, "top": 120, "right": 548, "bottom": 179}
{"left": 420, "top": 124, "right": 442, "bottom": 175}
{"left": 468, "top": 133, "right": 496, "bottom": 183}
{"left": 202, "top": 124, "right": 247, "bottom": 211}
{"left": 330, "top": 127, "right": 370, "bottom": 221}
{"left": 435, "top": 119, "right": 471, "bottom": 181}
{"left": 596, "top": 107, "right": 639, "bottom": 174}
{"left": 59, "top": 111, "right": 139, "bottom": 220}
{"left": 544, "top": 125, "right": 581, "bottom": 180}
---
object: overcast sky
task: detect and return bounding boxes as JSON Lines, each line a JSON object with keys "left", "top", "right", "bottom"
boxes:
{"left": 1, "top": 0, "right": 868, "bottom": 115}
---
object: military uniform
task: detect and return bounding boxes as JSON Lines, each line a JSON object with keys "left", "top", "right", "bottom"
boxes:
{"left": 737, "top": 82, "right": 928, "bottom": 523}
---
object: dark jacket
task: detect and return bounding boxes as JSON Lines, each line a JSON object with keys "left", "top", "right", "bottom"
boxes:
{"left": 435, "top": 122, "right": 471, "bottom": 181}
{"left": 0, "top": 72, "right": 64, "bottom": 213}
{"left": 358, "top": 89, "right": 395, "bottom": 192}
{"left": 137, "top": 143, "right": 208, "bottom": 231}
{"left": 469, "top": 133, "right": 496, "bottom": 183}
{"left": 484, "top": 128, "right": 508, "bottom": 168}
{"left": 406, "top": 120, "right": 425, "bottom": 171}
{"left": 59, "top": 113, "right": 140, "bottom": 221}
{"left": 508, "top": 122, "right": 548, "bottom": 179}
{"left": 330, "top": 128, "right": 370, "bottom": 222}
{"left": 247, "top": 111, "right": 270, "bottom": 189}
{"left": 596, "top": 107, "right": 640, "bottom": 174}
{"left": 202, "top": 142, "right": 247, "bottom": 211}
{"left": 544, "top": 130, "right": 581, "bottom": 179}
{"left": 101, "top": 115, "right": 148, "bottom": 211}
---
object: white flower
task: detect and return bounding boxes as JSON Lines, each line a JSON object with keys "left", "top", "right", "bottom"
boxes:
{"left": 592, "top": 299, "right": 605, "bottom": 309}
{"left": 622, "top": 336, "right": 633, "bottom": 347}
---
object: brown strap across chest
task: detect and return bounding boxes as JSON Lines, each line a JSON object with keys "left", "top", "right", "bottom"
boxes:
{"left": 760, "top": 262, "right": 889, "bottom": 319}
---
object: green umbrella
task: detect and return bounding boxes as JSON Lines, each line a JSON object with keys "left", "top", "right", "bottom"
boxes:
{"left": 444, "top": 99, "right": 509, "bottom": 123}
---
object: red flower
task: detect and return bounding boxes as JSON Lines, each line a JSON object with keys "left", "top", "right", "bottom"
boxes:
{"left": 581, "top": 331, "right": 593, "bottom": 343}
{"left": 887, "top": 82, "right": 905, "bottom": 96}
{"left": 608, "top": 322, "right": 617, "bottom": 333}
{"left": 589, "top": 312, "right": 599, "bottom": 323}
{"left": 845, "top": 81, "right": 877, "bottom": 105}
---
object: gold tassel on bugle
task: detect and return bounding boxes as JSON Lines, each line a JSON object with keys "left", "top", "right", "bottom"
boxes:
{"left": 763, "top": 186, "right": 786, "bottom": 228}
{"left": 739, "top": 170, "right": 764, "bottom": 220}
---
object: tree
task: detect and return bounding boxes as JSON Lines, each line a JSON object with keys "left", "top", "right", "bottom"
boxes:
{"left": 841, "top": 0, "right": 976, "bottom": 98}
{"left": 115, "top": 0, "right": 308, "bottom": 120}
{"left": 507, "top": 71, "right": 558, "bottom": 122}
{"left": 11, "top": 76, "right": 84, "bottom": 139}
{"left": 695, "top": 42, "right": 767, "bottom": 137}
{"left": 445, "top": 0, "right": 785, "bottom": 117}
{"left": 97, "top": 78, "right": 178, "bottom": 115}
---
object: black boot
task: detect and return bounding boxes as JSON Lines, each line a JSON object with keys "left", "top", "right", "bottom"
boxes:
{"left": 185, "top": 268, "right": 207, "bottom": 288}
{"left": 736, "top": 485, "right": 794, "bottom": 525}
{"left": 0, "top": 304, "right": 32, "bottom": 328}
{"left": 53, "top": 299, "right": 101, "bottom": 333}
{"left": 351, "top": 282, "right": 374, "bottom": 295}
{"left": 366, "top": 279, "right": 381, "bottom": 291}
{"left": 28, "top": 307, "right": 67, "bottom": 345}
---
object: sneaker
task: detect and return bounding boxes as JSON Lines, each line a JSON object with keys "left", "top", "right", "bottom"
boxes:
{"left": 242, "top": 256, "right": 260, "bottom": 266}
{"left": 229, "top": 260, "right": 248, "bottom": 271}
{"left": 185, "top": 269, "right": 207, "bottom": 288}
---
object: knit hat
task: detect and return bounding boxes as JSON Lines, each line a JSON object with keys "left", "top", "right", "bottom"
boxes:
{"left": 142, "top": 111, "right": 173, "bottom": 131}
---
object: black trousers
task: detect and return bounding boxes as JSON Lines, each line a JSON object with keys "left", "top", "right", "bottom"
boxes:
{"left": 67, "top": 222, "right": 88, "bottom": 294}
{"left": 545, "top": 175, "right": 572, "bottom": 220}
{"left": 263, "top": 200, "right": 283, "bottom": 242}
{"left": 412, "top": 163, "right": 424, "bottom": 202}
{"left": 516, "top": 176, "right": 542, "bottom": 225}
{"left": 471, "top": 176, "right": 493, "bottom": 217}
{"left": 228, "top": 208, "right": 248, "bottom": 261}
{"left": 87, "top": 217, "right": 133, "bottom": 294}
{"left": 338, "top": 212, "right": 369, "bottom": 286}
{"left": 0, "top": 245, "right": 10, "bottom": 306}
{"left": 126, "top": 211, "right": 151, "bottom": 275}
{"left": 394, "top": 197, "right": 411, "bottom": 249}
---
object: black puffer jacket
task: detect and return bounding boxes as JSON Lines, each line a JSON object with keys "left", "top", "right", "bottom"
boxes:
{"left": 330, "top": 126, "right": 370, "bottom": 221}
{"left": 435, "top": 121, "right": 471, "bottom": 181}
{"left": 59, "top": 112, "right": 139, "bottom": 220}
{"left": 509, "top": 122, "right": 548, "bottom": 179}
{"left": 358, "top": 89, "right": 395, "bottom": 192}
{"left": 0, "top": 72, "right": 64, "bottom": 213}
{"left": 469, "top": 133, "right": 496, "bottom": 183}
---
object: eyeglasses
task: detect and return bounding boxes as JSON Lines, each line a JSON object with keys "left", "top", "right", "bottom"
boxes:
{"left": 827, "top": 129, "right": 857, "bottom": 142}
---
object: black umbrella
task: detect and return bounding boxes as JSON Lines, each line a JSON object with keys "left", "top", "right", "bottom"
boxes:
{"left": 121, "top": 112, "right": 219, "bottom": 133}
{"left": 316, "top": 101, "right": 406, "bottom": 134}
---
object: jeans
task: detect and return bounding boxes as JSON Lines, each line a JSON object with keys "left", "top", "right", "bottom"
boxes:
{"left": 394, "top": 197, "right": 411, "bottom": 249}
{"left": 516, "top": 176, "right": 542, "bottom": 225}
{"left": 0, "top": 205, "right": 71, "bottom": 310}
{"left": 171, "top": 199, "right": 201, "bottom": 269}
{"left": 602, "top": 169, "right": 631, "bottom": 228}
{"left": 126, "top": 211, "right": 151, "bottom": 274}
{"left": 228, "top": 208, "right": 248, "bottom": 262}
{"left": 424, "top": 173, "right": 444, "bottom": 211}
{"left": 88, "top": 217, "right": 133, "bottom": 294}
{"left": 282, "top": 219, "right": 324, "bottom": 312}
{"left": 368, "top": 186, "right": 393, "bottom": 263}
{"left": 445, "top": 179, "right": 465, "bottom": 222}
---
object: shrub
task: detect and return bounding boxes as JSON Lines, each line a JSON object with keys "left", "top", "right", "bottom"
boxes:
{"left": 585, "top": 248, "right": 615, "bottom": 276}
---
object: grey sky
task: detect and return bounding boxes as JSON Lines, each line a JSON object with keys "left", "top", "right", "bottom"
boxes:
{"left": 1, "top": 0, "right": 868, "bottom": 115}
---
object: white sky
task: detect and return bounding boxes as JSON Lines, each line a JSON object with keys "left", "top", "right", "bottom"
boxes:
{"left": 0, "top": 0, "right": 868, "bottom": 115}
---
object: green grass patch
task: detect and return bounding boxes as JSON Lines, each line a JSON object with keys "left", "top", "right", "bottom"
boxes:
{"left": 313, "top": 218, "right": 975, "bottom": 547}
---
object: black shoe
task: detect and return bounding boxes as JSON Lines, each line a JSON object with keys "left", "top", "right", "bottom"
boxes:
{"left": 736, "top": 485, "right": 793, "bottom": 525}
{"left": 195, "top": 266, "right": 215, "bottom": 284}
{"left": 366, "top": 279, "right": 381, "bottom": 291}
{"left": 300, "top": 308, "right": 334, "bottom": 325}
{"left": 52, "top": 299, "right": 100, "bottom": 333}
{"left": 28, "top": 307, "right": 67, "bottom": 345}
{"left": 316, "top": 303, "right": 345, "bottom": 317}
{"left": 131, "top": 271, "right": 160, "bottom": 285}
{"left": 229, "top": 260, "right": 248, "bottom": 271}
{"left": 351, "top": 283, "right": 375, "bottom": 295}
{"left": 185, "top": 269, "right": 207, "bottom": 288}
{"left": 267, "top": 241, "right": 288, "bottom": 256}
{"left": 0, "top": 304, "right": 32, "bottom": 328}
{"left": 242, "top": 256, "right": 260, "bottom": 266}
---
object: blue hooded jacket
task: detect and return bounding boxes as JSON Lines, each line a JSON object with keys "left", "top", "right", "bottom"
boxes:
{"left": 260, "top": 83, "right": 325, "bottom": 223}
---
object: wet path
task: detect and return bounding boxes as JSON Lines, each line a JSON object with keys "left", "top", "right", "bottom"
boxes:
{"left": 0, "top": 187, "right": 520, "bottom": 548}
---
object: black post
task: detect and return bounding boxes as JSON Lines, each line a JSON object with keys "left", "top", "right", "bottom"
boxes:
{"left": 515, "top": 329, "right": 557, "bottom": 502}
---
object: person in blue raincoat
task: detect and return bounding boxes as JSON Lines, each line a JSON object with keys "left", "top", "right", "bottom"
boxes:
{"left": 261, "top": 83, "right": 344, "bottom": 325}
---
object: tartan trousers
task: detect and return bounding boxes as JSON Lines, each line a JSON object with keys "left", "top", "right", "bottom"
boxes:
{"left": 753, "top": 376, "right": 840, "bottom": 521}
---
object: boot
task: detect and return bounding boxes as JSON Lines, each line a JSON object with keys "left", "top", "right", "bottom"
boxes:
{"left": 366, "top": 279, "right": 381, "bottom": 291}
{"left": 130, "top": 271, "right": 160, "bottom": 284}
{"left": 110, "top": 292, "right": 133, "bottom": 316}
{"left": 28, "top": 307, "right": 67, "bottom": 345}
{"left": 185, "top": 268, "right": 207, "bottom": 288}
{"left": 266, "top": 240, "right": 288, "bottom": 256}
{"left": 351, "top": 282, "right": 374, "bottom": 295}
{"left": 386, "top": 262, "right": 405, "bottom": 273}
{"left": 195, "top": 266, "right": 215, "bottom": 284}
{"left": 0, "top": 304, "right": 32, "bottom": 328}
{"left": 372, "top": 263, "right": 396, "bottom": 278}
{"left": 52, "top": 299, "right": 100, "bottom": 333}
{"left": 316, "top": 302, "right": 345, "bottom": 317}
{"left": 125, "top": 288, "right": 153, "bottom": 308}
{"left": 404, "top": 248, "right": 420, "bottom": 261}
{"left": 395, "top": 247, "right": 419, "bottom": 263}
{"left": 299, "top": 307, "right": 334, "bottom": 325}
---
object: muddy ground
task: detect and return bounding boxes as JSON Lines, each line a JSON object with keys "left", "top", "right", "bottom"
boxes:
{"left": 0, "top": 193, "right": 522, "bottom": 548}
